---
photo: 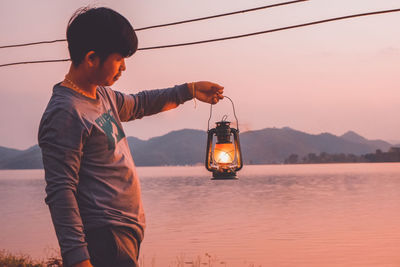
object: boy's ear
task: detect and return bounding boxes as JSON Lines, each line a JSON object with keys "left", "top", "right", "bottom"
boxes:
{"left": 84, "top": 51, "right": 99, "bottom": 67}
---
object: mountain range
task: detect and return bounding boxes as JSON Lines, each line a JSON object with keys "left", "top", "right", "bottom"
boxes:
{"left": 0, "top": 127, "right": 395, "bottom": 169}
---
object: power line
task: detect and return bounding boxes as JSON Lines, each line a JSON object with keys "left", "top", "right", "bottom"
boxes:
{"left": 0, "top": 59, "right": 70, "bottom": 68}
{"left": 138, "top": 8, "right": 400, "bottom": 50}
{"left": 0, "top": 39, "right": 66, "bottom": 49}
{"left": 135, "top": 0, "right": 308, "bottom": 31}
{"left": 1, "top": 8, "right": 400, "bottom": 68}
{"left": 0, "top": 0, "right": 307, "bottom": 49}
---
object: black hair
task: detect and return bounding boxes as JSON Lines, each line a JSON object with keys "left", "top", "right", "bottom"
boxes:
{"left": 67, "top": 7, "right": 138, "bottom": 66}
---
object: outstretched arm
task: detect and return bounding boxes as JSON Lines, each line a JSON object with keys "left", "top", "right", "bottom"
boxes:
{"left": 113, "top": 81, "right": 224, "bottom": 122}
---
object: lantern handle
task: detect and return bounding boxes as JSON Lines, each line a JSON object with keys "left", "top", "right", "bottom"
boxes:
{"left": 207, "top": 95, "right": 239, "bottom": 132}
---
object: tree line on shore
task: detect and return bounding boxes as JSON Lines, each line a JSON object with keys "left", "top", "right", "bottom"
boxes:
{"left": 284, "top": 147, "right": 400, "bottom": 164}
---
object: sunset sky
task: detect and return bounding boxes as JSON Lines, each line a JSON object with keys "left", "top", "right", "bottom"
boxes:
{"left": 1, "top": 0, "right": 399, "bottom": 149}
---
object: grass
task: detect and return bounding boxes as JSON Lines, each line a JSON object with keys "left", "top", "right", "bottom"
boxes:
{"left": 0, "top": 250, "right": 262, "bottom": 267}
{"left": 0, "top": 250, "right": 62, "bottom": 267}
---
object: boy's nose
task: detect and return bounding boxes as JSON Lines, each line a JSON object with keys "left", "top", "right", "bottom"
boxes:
{"left": 120, "top": 58, "right": 126, "bottom": 71}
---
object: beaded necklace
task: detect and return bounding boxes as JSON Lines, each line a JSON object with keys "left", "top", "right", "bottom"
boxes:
{"left": 63, "top": 76, "right": 96, "bottom": 99}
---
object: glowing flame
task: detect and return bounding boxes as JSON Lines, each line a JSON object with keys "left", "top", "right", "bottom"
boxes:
{"left": 214, "top": 143, "right": 235, "bottom": 164}
{"left": 217, "top": 151, "right": 231, "bottom": 163}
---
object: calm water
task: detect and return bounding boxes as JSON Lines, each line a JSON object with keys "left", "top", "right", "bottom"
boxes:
{"left": 1, "top": 163, "right": 400, "bottom": 267}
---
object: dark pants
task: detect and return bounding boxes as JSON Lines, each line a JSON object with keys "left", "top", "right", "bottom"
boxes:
{"left": 85, "top": 226, "right": 141, "bottom": 267}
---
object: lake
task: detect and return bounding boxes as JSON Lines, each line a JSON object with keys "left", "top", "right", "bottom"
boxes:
{"left": 1, "top": 163, "right": 400, "bottom": 267}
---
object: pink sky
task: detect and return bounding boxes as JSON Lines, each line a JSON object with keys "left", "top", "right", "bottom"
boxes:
{"left": 0, "top": 0, "right": 400, "bottom": 149}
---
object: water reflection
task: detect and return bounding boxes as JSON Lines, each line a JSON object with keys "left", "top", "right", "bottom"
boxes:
{"left": 1, "top": 164, "right": 400, "bottom": 266}
{"left": 139, "top": 163, "right": 400, "bottom": 266}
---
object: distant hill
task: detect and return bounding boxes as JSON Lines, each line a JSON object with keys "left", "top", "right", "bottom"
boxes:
{"left": 240, "top": 128, "right": 390, "bottom": 164}
{"left": 0, "top": 147, "right": 21, "bottom": 162}
{"left": 340, "top": 131, "right": 391, "bottom": 152}
{"left": 0, "top": 145, "right": 43, "bottom": 169}
{"left": 0, "top": 127, "right": 394, "bottom": 169}
{"left": 128, "top": 129, "right": 206, "bottom": 166}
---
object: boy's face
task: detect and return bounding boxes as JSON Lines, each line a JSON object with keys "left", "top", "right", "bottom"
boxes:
{"left": 94, "top": 53, "right": 126, "bottom": 86}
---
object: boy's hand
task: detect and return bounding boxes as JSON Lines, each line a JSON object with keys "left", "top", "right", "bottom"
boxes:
{"left": 190, "top": 81, "right": 224, "bottom": 104}
{"left": 72, "top": 259, "right": 93, "bottom": 267}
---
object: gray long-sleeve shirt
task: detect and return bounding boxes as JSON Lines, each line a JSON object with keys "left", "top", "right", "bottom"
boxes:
{"left": 38, "top": 83, "right": 192, "bottom": 266}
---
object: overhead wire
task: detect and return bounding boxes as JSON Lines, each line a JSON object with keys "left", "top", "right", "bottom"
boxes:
{"left": 0, "top": 39, "right": 66, "bottom": 50}
{"left": 135, "top": 0, "right": 308, "bottom": 31}
{"left": 0, "top": 0, "right": 307, "bottom": 49}
{"left": 1, "top": 8, "right": 400, "bottom": 68}
{"left": 138, "top": 8, "right": 400, "bottom": 50}
{"left": 0, "top": 59, "right": 70, "bottom": 68}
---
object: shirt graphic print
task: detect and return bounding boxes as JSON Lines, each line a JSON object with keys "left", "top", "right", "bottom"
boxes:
{"left": 95, "top": 109, "right": 125, "bottom": 150}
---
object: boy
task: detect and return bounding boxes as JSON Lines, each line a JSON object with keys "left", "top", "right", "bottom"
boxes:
{"left": 38, "top": 7, "right": 224, "bottom": 267}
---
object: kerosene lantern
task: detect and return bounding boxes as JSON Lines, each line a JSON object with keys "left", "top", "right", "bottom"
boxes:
{"left": 205, "top": 96, "right": 243, "bottom": 179}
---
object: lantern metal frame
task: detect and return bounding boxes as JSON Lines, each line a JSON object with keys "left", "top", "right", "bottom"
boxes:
{"left": 205, "top": 96, "right": 243, "bottom": 180}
